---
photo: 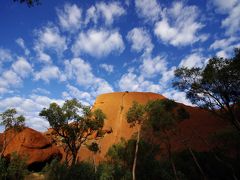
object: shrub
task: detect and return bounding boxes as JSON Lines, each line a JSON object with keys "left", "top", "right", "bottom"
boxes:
{"left": 0, "top": 153, "right": 29, "bottom": 180}
{"left": 43, "top": 159, "right": 95, "bottom": 180}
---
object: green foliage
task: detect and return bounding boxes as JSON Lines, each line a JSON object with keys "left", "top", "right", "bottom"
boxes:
{"left": 126, "top": 101, "right": 145, "bottom": 127}
{"left": 171, "top": 150, "right": 239, "bottom": 180}
{"left": 106, "top": 138, "right": 134, "bottom": 168}
{"left": 173, "top": 48, "right": 240, "bottom": 131}
{"left": 0, "top": 108, "right": 25, "bottom": 131}
{"left": 43, "top": 159, "right": 95, "bottom": 180}
{"left": 39, "top": 98, "right": 106, "bottom": 165}
{"left": 87, "top": 142, "right": 100, "bottom": 154}
{"left": 0, "top": 153, "right": 28, "bottom": 180}
{"left": 7, "top": 152, "right": 29, "bottom": 180}
{"left": 97, "top": 161, "right": 131, "bottom": 180}
{"left": 0, "top": 157, "right": 8, "bottom": 179}
{"left": 104, "top": 138, "right": 162, "bottom": 180}
{"left": 96, "top": 162, "right": 115, "bottom": 180}
{"left": 146, "top": 99, "right": 188, "bottom": 132}
{"left": 42, "top": 158, "right": 68, "bottom": 180}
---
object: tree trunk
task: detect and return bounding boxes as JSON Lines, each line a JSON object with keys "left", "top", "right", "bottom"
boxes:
{"left": 165, "top": 135, "right": 179, "bottom": 180}
{"left": 170, "top": 157, "right": 178, "bottom": 180}
{"left": 71, "top": 151, "right": 77, "bottom": 166}
{"left": 132, "top": 126, "right": 141, "bottom": 180}
{"left": 188, "top": 147, "right": 207, "bottom": 180}
{"left": 93, "top": 153, "right": 97, "bottom": 173}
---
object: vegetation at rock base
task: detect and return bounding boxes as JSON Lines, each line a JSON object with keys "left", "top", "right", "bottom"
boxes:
{"left": 42, "top": 158, "right": 96, "bottom": 180}
{"left": 0, "top": 152, "right": 29, "bottom": 180}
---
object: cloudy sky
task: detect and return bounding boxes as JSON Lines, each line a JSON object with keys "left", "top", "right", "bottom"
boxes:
{"left": 0, "top": 0, "right": 239, "bottom": 131}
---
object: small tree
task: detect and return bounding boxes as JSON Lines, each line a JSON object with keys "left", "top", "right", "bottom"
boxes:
{"left": 0, "top": 108, "right": 25, "bottom": 156}
{"left": 0, "top": 108, "right": 25, "bottom": 131}
{"left": 146, "top": 99, "right": 189, "bottom": 180}
{"left": 39, "top": 98, "right": 106, "bottom": 166}
{"left": 126, "top": 101, "right": 145, "bottom": 180}
{"left": 173, "top": 48, "right": 240, "bottom": 132}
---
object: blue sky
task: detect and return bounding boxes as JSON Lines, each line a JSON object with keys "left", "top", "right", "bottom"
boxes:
{"left": 0, "top": 0, "right": 239, "bottom": 131}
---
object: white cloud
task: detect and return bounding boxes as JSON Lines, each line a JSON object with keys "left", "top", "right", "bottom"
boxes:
{"left": 0, "top": 70, "right": 22, "bottom": 94}
{"left": 127, "top": 27, "right": 153, "bottom": 53}
{"left": 162, "top": 89, "right": 192, "bottom": 106}
{"left": 91, "top": 78, "right": 113, "bottom": 96}
{"left": 100, "top": 64, "right": 114, "bottom": 73}
{"left": 119, "top": 72, "right": 161, "bottom": 92}
{"left": 210, "top": 37, "right": 239, "bottom": 50}
{"left": 135, "top": 0, "right": 161, "bottom": 22}
{"left": 63, "top": 84, "right": 93, "bottom": 105}
{"left": 154, "top": 2, "right": 205, "bottom": 46}
{"left": 0, "top": 95, "right": 64, "bottom": 132}
{"left": 34, "top": 65, "right": 66, "bottom": 83}
{"left": 64, "top": 58, "right": 113, "bottom": 96}
{"left": 12, "top": 57, "right": 32, "bottom": 78}
{"left": 16, "top": 38, "right": 30, "bottom": 55}
{"left": 64, "top": 58, "right": 94, "bottom": 86}
{"left": 0, "top": 58, "right": 32, "bottom": 94}
{"left": 140, "top": 55, "right": 167, "bottom": 78}
{"left": 0, "top": 48, "right": 12, "bottom": 65}
{"left": 160, "top": 67, "right": 176, "bottom": 84}
{"left": 34, "top": 25, "right": 67, "bottom": 62}
{"left": 72, "top": 29, "right": 124, "bottom": 58}
{"left": 209, "top": 36, "right": 240, "bottom": 58}
{"left": 211, "top": 0, "right": 240, "bottom": 36}
{"left": 57, "top": 3, "right": 82, "bottom": 32}
{"left": 85, "top": 6, "right": 97, "bottom": 25}
{"left": 2, "top": 70, "right": 22, "bottom": 87}
{"left": 222, "top": 3, "right": 240, "bottom": 35}
{"left": 179, "top": 53, "right": 208, "bottom": 68}
{"left": 32, "top": 88, "right": 50, "bottom": 95}
{"left": 216, "top": 42, "right": 240, "bottom": 58}
{"left": 85, "top": 2, "right": 125, "bottom": 25}
{"left": 211, "top": 0, "right": 238, "bottom": 13}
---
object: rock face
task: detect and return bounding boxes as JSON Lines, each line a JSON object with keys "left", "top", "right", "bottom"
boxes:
{"left": 0, "top": 127, "right": 61, "bottom": 171}
{"left": 0, "top": 92, "right": 228, "bottom": 166}
{"left": 78, "top": 92, "right": 166, "bottom": 161}
{"left": 78, "top": 92, "right": 228, "bottom": 162}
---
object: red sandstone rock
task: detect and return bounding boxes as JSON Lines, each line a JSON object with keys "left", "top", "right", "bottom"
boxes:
{"left": 78, "top": 92, "right": 228, "bottom": 162}
{"left": 0, "top": 127, "right": 61, "bottom": 166}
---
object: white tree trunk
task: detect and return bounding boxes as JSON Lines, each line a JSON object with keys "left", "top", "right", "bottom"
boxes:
{"left": 132, "top": 126, "right": 141, "bottom": 180}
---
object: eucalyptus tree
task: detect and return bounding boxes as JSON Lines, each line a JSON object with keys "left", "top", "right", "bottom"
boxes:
{"left": 173, "top": 48, "right": 240, "bottom": 132}
{"left": 126, "top": 101, "right": 145, "bottom": 180}
{"left": 39, "top": 98, "right": 106, "bottom": 166}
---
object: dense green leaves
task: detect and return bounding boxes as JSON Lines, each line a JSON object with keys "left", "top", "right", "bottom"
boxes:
{"left": 126, "top": 101, "right": 145, "bottom": 127}
{"left": 0, "top": 153, "right": 29, "bottom": 180}
{"left": 43, "top": 159, "right": 95, "bottom": 180}
{"left": 173, "top": 48, "right": 240, "bottom": 131}
{"left": 146, "top": 99, "right": 187, "bottom": 132}
{"left": 87, "top": 142, "right": 100, "bottom": 154}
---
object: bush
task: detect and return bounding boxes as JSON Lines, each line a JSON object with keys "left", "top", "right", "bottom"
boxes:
{"left": 0, "top": 152, "right": 29, "bottom": 180}
{"left": 43, "top": 159, "right": 95, "bottom": 180}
